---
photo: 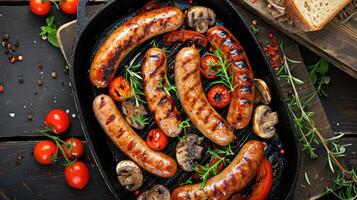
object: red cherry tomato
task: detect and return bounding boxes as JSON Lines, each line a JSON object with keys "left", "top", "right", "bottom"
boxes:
{"left": 33, "top": 140, "right": 58, "bottom": 165}
{"left": 248, "top": 158, "right": 273, "bottom": 200}
{"left": 60, "top": 0, "right": 79, "bottom": 15}
{"left": 45, "top": 109, "right": 70, "bottom": 134}
{"left": 146, "top": 129, "right": 168, "bottom": 151}
{"left": 65, "top": 161, "right": 90, "bottom": 189}
{"left": 207, "top": 85, "right": 231, "bottom": 109}
{"left": 200, "top": 55, "right": 219, "bottom": 79}
{"left": 62, "top": 138, "right": 84, "bottom": 159}
{"left": 29, "top": 0, "right": 51, "bottom": 16}
{"left": 109, "top": 76, "right": 131, "bottom": 102}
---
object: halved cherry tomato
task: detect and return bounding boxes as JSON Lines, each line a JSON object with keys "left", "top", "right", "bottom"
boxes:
{"left": 29, "top": 0, "right": 51, "bottom": 16}
{"left": 60, "top": 0, "right": 79, "bottom": 15}
{"left": 45, "top": 109, "right": 70, "bottom": 134}
{"left": 34, "top": 140, "right": 58, "bottom": 165}
{"left": 248, "top": 158, "right": 273, "bottom": 200}
{"left": 64, "top": 161, "right": 90, "bottom": 189}
{"left": 200, "top": 55, "right": 219, "bottom": 79}
{"left": 207, "top": 85, "right": 231, "bottom": 109}
{"left": 146, "top": 129, "right": 168, "bottom": 151}
{"left": 109, "top": 76, "right": 131, "bottom": 102}
{"left": 62, "top": 138, "right": 84, "bottom": 159}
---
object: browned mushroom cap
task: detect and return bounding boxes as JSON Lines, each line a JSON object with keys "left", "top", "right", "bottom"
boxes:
{"left": 137, "top": 184, "right": 171, "bottom": 200}
{"left": 176, "top": 134, "right": 203, "bottom": 171}
{"left": 254, "top": 79, "right": 272, "bottom": 105}
{"left": 186, "top": 6, "right": 216, "bottom": 33}
{"left": 116, "top": 160, "right": 143, "bottom": 192}
{"left": 253, "top": 105, "right": 278, "bottom": 139}
{"left": 121, "top": 98, "right": 148, "bottom": 130}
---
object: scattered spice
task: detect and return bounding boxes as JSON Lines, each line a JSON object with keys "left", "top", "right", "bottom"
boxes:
{"left": 17, "top": 55, "right": 23, "bottom": 61}
{"left": 134, "top": 190, "right": 141, "bottom": 196}
{"left": 15, "top": 154, "right": 24, "bottom": 165}
{"left": 14, "top": 40, "right": 19, "bottom": 47}
{"left": 41, "top": 35, "right": 47, "bottom": 41}
{"left": 280, "top": 149, "right": 285, "bottom": 155}
{"left": 71, "top": 113, "right": 77, "bottom": 119}
{"left": 51, "top": 71, "right": 57, "bottom": 79}
{"left": 9, "top": 113, "right": 15, "bottom": 118}
{"left": 18, "top": 75, "right": 24, "bottom": 84}
{"left": 0, "top": 84, "right": 4, "bottom": 93}
{"left": 38, "top": 63, "right": 43, "bottom": 70}
{"left": 10, "top": 56, "right": 16, "bottom": 64}
{"left": 37, "top": 79, "right": 43, "bottom": 86}
{"left": 27, "top": 112, "right": 33, "bottom": 121}
{"left": 3, "top": 32, "right": 9, "bottom": 41}
{"left": 33, "top": 90, "right": 38, "bottom": 95}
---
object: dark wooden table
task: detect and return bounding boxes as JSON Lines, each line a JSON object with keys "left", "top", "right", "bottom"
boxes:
{"left": 0, "top": 2, "right": 356, "bottom": 200}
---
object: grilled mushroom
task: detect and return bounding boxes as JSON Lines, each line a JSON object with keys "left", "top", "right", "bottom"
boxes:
{"left": 121, "top": 98, "right": 148, "bottom": 129}
{"left": 137, "top": 184, "right": 171, "bottom": 200}
{"left": 116, "top": 160, "right": 143, "bottom": 191}
{"left": 254, "top": 78, "right": 271, "bottom": 105}
{"left": 176, "top": 134, "right": 203, "bottom": 171}
{"left": 186, "top": 6, "right": 216, "bottom": 33}
{"left": 253, "top": 105, "right": 278, "bottom": 139}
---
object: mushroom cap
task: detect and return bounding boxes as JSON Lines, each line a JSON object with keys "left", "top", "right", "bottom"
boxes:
{"left": 176, "top": 134, "right": 203, "bottom": 171}
{"left": 253, "top": 105, "right": 278, "bottom": 139}
{"left": 186, "top": 6, "right": 216, "bottom": 33}
{"left": 137, "top": 184, "right": 171, "bottom": 200}
{"left": 254, "top": 78, "right": 271, "bottom": 105}
{"left": 116, "top": 160, "right": 143, "bottom": 191}
{"left": 121, "top": 98, "right": 148, "bottom": 130}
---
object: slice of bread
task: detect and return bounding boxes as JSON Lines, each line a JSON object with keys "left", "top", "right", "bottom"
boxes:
{"left": 284, "top": 0, "right": 352, "bottom": 32}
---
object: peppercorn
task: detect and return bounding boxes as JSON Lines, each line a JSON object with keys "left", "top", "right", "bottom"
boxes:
{"left": 51, "top": 71, "right": 57, "bottom": 79}
{"left": 18, "top": 75, "right": 24, "bottom": 84}
{"left": 37, "top": 79, "right": 43, "bottom": 86}
{"left": 27, "top": 112, "right": 33, "bottom": 121}
{"left": 17, "top": 55, "right": 23, "bottom": 61}
{"left": 2, "top": 33, "right": 9, "bottom": 41}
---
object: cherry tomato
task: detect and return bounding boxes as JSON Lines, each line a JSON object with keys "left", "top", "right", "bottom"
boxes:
{"left": 207, "top": 85, "right": 231, "bottom": 109}
{"left": 65, "top": 161, "right": 90, "bottom": 189}
{"left": 29, "top": 0, "right": 51, "bottom": 16}
{"left": 200, "top": 55, "right": 219, "bottom": 79}
{"left": 249, "top": 158, "right": 273, "bottom": 200}
{"left": 60, "top": 0, "right": 79, "bottom": 15}
{"left": 109, "top": 76, "right": 131, "bottom": 102}
{"left": 33, "top": 140, "right": 58, "bottom": 165}
{"left": 146, "top": 129, "right": 168, "bottom": 151}
{"left": 45, "top": 109, "right": 70, "bottom": 134}
{"left": 62, "top": 138, "right": 84, "bottom": 159}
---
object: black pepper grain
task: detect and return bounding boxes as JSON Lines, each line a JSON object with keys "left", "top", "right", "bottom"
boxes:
{"left": 15, "top": 153, "right": 24, "bottom": 165}
{"left": 27, "top": 112, "right": 33, "bottom": 121}
{"left": 18, "top": 75, "right": 24, "bottom": 84}
{"left": 2, "top": 33, "right": 9, "bottom": 41}
{"left": 38, "top": 63, "right": 43, "bottom": 70}
{"left": 37, "top": 79, "right": 43, "bottom": 86}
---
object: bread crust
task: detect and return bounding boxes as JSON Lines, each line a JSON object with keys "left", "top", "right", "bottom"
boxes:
{"left": 284, "top": 0, "right": 352, "bottom": 32}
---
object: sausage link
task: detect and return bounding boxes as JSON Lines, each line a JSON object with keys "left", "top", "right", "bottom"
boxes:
{"left": 172, "top": 140, "right": 265, "bottom": 200}
{"left": 93, "top": 94, "right": 177, "bottom": 178}
{"left": 142, "top": 48, "right": 182, "bottom": 137}
{"left": 163, "top": 30, "right": 208, "bottom": 47}
{"left": 207, "top": 26, "right": 255, "bottom": 129}
{"left": 174, "top": 47, "right": 234, "bottom": 146}
{"left": 90, "top": 7, "right": 184, "bottom": 88}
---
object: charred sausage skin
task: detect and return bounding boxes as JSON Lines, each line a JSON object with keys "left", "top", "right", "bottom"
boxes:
{"left": 142, "top": 48, "right": 182, "bottom": 137}
{"left": 89, "top": 7, "right": 184, "bottom": 88}
{"left": 207, "top": 26, "right": 255, "bottom": 130}
{"left": 174, "top": 47, "right": 234, "bottom": 146}
{"left": 172, "top": 140, "right": 265, "bottom": 200}
{"left": 163, "top": 30, "right": 208, "bottom": 47}
{"left": 93, "top": 94, "right": 177, "bottom": 178}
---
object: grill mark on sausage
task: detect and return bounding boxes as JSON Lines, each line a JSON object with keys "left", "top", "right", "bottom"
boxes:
{"left": 99, "top": 96, "right": 106, "bottom": 109}
{"left": 157, "top": 95, "right": 168, "bottom": 106}
{"left": 127, "top": 140, "right": 136, "bottom": 151}
{"left": 105, "top": 114, "right": 116, "bottom": 125}
{"left": 182, "top": 68, "right": 197, "bottom": 80}
{"left": 115, "top": 128, "right": 125, "bottom": 139}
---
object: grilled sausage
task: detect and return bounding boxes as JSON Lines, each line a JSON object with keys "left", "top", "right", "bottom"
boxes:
{"left": 89, "top": 7, "right": 184, "bottom": 88}
{"left": 93, "top": 94, "right": 177, "bottom": 178}
{"left": 174, "top": 47, "right": 234, "bottom": 146}
{"left": 142, "top": 48, "right": 182, "bottom": 137}
{"left": 163, "top": 30, "right": 208, "bottom": 47}
{"left": 171, "top": 140, "right": 265, "bottom": 200}
{"left": 207, "top": 26, "right": 255, "bottom": 129}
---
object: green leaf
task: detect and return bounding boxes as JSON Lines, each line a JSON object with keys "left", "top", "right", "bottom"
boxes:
{"left": 309, "top": 71, "right": 317, "bottom": 84}
{"left": 324, "top": 76, "right": 330, "bottom": 84}
{"left": 319, "top": 59, "right": 329, "bottom": 74}
{"left": 47, "top": 32, "right": 60, "bottom": 48}
{"left": 46, "top": 16, "right": 54, "bottom": 26}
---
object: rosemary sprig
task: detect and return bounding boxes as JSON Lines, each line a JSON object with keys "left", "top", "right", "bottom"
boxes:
{"left": 159, "top": 74, "right": 177, "bottom": 98}
{"left": 277, "top": 43, "right": 357, "bottom": 198}
{"left": 178, "top": 119, "right": 190, "bottom": 142}
{"left": 124, "top": 55, "right": 145, "bottom": 107}
{"left": 308, "top": 58, "right": 330, "bottom": 98}
{"left": 209, "top": 49, "right": 236, "bottom": 92}
{"left": 134, "top": 113, "right": 149, "bottom": 127}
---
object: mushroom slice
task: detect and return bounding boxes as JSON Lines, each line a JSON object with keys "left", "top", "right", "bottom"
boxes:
{"left": 116, "top": 160, "right": 143, "bottom": 191}
{"left": 186, "top": 6, "right": 216, "bottom": 33}
{"left": 253, "top": 105, "right": 278, "bottom": 139}
{"left": 176, "top": 134, "right": 204, "bottom": 171}
{"left": 254, "top": 78, "right": 272, "bottom": 105}
{"left": 137, "top": 184, "right": 171, "bottom": 200}
{"left": 121, "top": 98, "right": 148, "bottom": 130}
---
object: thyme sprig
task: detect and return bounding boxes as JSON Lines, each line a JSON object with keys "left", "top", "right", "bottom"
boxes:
{"left": 209, "top": 49, "right": 236, "bottom": 92}
{"left": 134, "top": 113, "right": 149, "bottom": 127}
{"left": 124, "top": 54, "right": 145, "bottom": 107}
{"left": 277, "top": 43, "right": 357, "bottom": 198}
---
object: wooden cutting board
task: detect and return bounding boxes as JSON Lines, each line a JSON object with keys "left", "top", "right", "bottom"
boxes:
{"left": 235, "top": 0, "right": 357, "bottom": 80}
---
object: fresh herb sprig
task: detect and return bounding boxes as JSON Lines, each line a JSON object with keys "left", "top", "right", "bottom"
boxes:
{"left": 277, "top": 43, "right": 357, "bottom": 198}
{"left": 178, "top": 118, "right": 190, "bottom": 142}
{"left": 134, "top": 113, "right": 149, "bottom": 127}
{"left": 159, "top": 74, "right": 177, "bottom": 97}
{"left": 209, "top": 49, "right": 236, "bottom": 92}
{"left": 124, "top": 55, "right": 145, "bottom": 107}
{"left": 308, "top": 58, "right": 330, "bottom": 98}
{"left": 40, "top": 16, "right": 59, "bottom": 48}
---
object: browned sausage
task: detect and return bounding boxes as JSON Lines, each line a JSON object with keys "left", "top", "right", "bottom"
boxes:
{"left": 142, "top": 48, "right": 182, "bottom": 137}
{"left": 171, "top": 140, "right": 265, "bottom": 200}
{"left": 174, "top": 46, "right": 234, "bottom": 146}
{"left": 163, "top": 30, "right": 208, "bottom": 47}
{"left": 89, "top": 7, "right": 184, "bottom": 88}
{"left": 93, "top": 94, "right": 177, "bottom": 178}
{"left": 207, "top": 26, "right": 255, "bottom": 130}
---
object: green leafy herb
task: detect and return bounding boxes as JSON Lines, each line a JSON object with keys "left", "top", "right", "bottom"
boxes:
{"left": 124, "top": 54, "right": 145, "bottom": 107}
{"left": 178, "top": 119, "right": 190, "bottom": 142}
{"left": 209, "top": 49, "right": 235, "bottom": 92}
{"left": 182, "top": 177, "right": 193, "bottom": 185}
{"left": 40, "top": 16, "right": 59, "bottom": 48}
{"left": 250, "top": 24, "right": 261, "bottom": 35}
{"left": 159, "top": 74, "right": 177, "bottom": 98}
{"left": 308, "top": 59, "right": 330, "bottom": 98}
{"left": 134, "top": 114, "right": 149, "bottom": 127}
